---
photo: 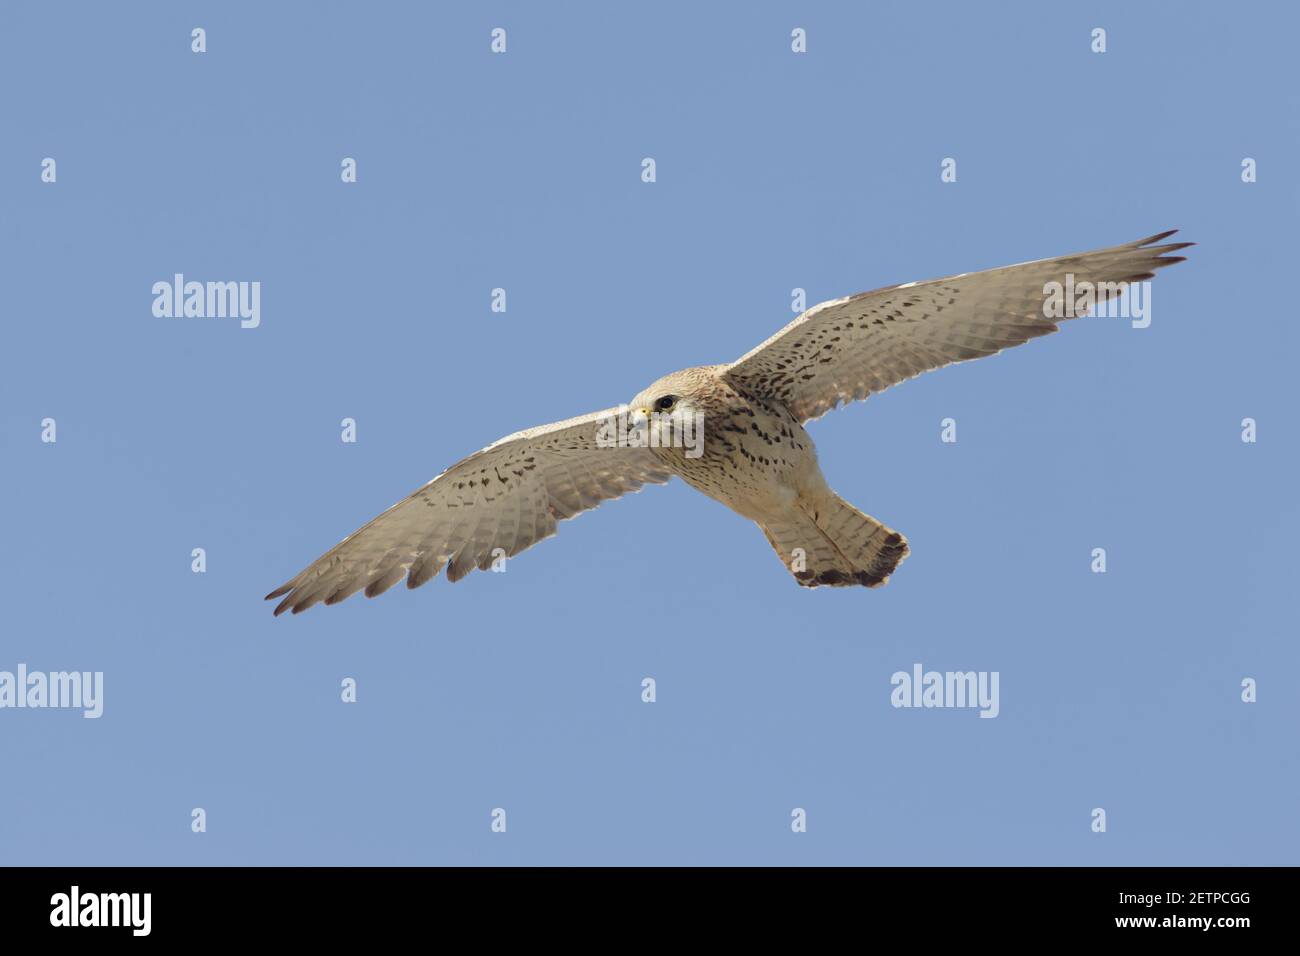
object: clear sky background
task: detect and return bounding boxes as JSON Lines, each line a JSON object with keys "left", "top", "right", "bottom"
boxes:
{"left": 1, "top": 1, "right": 1295, "bottom": 865}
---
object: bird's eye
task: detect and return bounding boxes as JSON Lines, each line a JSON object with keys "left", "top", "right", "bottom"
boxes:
{"left": 655, "top": 395, "right": 677, "bottom": 412}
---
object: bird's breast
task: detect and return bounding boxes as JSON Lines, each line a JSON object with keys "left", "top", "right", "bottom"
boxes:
{"left": 661, "top": 399, "right": 821, "bottom": 518}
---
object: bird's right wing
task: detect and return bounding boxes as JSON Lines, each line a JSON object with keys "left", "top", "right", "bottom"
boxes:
{"left": 265, "top": 408, "right": 672, "bottom": 615}
{"left": 724, "top": 230, "right": 1191, "bottom": 423}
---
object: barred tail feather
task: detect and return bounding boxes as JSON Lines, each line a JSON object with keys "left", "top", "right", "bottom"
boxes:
{"left": 761, "top": 493, "right": 908, "bottom": 588}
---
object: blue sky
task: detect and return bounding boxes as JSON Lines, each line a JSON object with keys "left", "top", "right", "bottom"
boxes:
{"left": 1, "top": 1, "right": 1295, "bottom": 865}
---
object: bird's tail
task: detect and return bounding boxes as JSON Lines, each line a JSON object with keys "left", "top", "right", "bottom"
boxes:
{"left": 760, "top": 492, "right": 909, "bottom": 588}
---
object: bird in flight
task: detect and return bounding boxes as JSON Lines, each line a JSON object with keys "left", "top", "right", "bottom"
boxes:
{"left": 267, "top": 230, "right": 1190, "bottom": 615}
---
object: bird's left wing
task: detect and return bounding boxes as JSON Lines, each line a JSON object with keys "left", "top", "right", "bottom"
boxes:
{"left": 265, "top": 408, "right": 671, "bottom": 614}
{"left": 724, "top": 230, "right": 1191, "bottom": 423}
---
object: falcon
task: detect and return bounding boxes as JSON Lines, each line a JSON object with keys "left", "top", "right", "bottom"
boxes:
{"left": 267, "top": 230, "right": 1190, "bottom": 614}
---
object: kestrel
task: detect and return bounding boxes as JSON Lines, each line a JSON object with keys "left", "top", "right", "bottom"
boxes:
{"left": 267, "top": 230, "right": 1190, "bottom": 614}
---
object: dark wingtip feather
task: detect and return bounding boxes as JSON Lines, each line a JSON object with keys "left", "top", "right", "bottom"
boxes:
{"left": 1138, "top": 228, "right": 1179, "bottom": 246}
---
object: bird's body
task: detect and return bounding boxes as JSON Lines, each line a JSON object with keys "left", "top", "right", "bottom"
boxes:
{"left": 267, "top": 230, "right": 1190, "bottom": 614}
{"left": 629, "top": 366, "right": 907, "bottom": 586}
{"left": 636, "top": 365, "right": 810, "bottom": 520}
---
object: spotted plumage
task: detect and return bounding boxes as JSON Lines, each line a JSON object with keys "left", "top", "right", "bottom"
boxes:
{"left": 267, "top": 230, "right": 1190, "bottom": 614}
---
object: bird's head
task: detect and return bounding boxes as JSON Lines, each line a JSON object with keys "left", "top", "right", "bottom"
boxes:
{"left": 628, "top": 368, "right": 710, "bottom": 422}
{"left": 626, "top": 367, "right": 717, "bottom": 458}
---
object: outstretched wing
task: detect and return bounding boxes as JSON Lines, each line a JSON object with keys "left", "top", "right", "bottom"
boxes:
{"left": 265, "top": 408, "right": 671, "bottom": 614}
{"left": 724, "top": 230, "right": 1192, "bottom": 423}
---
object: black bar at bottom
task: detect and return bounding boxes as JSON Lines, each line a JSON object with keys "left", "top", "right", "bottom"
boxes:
{"left": 0, "top": 866, "right": 1282, "bottom": 940}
